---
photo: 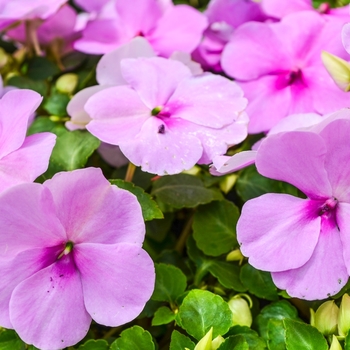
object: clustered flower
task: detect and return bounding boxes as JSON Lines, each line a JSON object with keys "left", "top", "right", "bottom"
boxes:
{"left": 0, "top": 0, "right": 349, "bottom": 348}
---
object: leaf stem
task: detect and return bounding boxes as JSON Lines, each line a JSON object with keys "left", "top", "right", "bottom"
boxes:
{"left": 175, "top": 214, "right": 194, "bottom": 254}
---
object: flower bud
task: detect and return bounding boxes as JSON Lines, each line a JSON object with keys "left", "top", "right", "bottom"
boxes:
{"left": 194, "top": 327, "right": 213, "bottom": 350}
{"left": 56, "top": 73, "right": 78, "bottom": 94}
{"left": 321, "top": 51, "right": 350, "bottom": 92}
{"left": 219, "top": 174, "right": 237, "bottom": 194}
{"left": 329, "top": 335, "right": 343, "bottom": 350}
{"left": 226, "top": 249, "right": 244, "bottom": 264}
{"left": 212, "top": 335, "right": 224, "bottom": 350}
{"left": 338, "top": 293, "right": 350, "bottom": 337}
{"left": 314, "top": 300, "right": 339, "bottom": 335}
{"left": 228, "top": 295, "right": 252, "bottom": 327}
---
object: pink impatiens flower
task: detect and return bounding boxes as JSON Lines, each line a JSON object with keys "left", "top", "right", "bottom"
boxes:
{"left": 0, "top": 89, "right": 56, "bottom": 193}
{"left": 221, "top": 11, "right": 350, "bottom": 133}
{"left": 73, "top": 0, "right": 207, "bottom": 57}
{"left": 0, "top": 167, "right": 155, "bottom": 349}
{"left": 84, "top": 56, "right": 248, "bottom": 175}
{"left": 237, "top": 117, "right": 350, "bottom": 300}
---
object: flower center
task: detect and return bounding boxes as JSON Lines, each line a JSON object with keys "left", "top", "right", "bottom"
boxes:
{"left": 275, "top": 69, "right": 303, "bottom": 89}
{"left": 318, "top": 197, "right": 338, "bottom": 218}
{"left": 318, "top": 2, "right": 331, "bottom": 14}
{"left": 57, "top": 241, "right": 74, "bottom": 259}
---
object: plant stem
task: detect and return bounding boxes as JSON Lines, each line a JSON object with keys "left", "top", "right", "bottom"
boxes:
{"left": 125, "top": 162, "right": 136, "bottom": 182}
{"left": 175, "top": 214, "right": 194, "bottom": 254}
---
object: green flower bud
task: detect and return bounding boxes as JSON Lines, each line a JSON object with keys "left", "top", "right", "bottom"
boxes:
{"left": 194, "top": 327, "right": 213, "bottom": 350}
{"left": 219, "top": 174, "right": 237, "bottom": 194}
{"left": 338, "top": 293, "right": 350, "bottom": 337}
{"left": 314, "top": 300, "right": 339, "bottom": 335}
{"left": 330, "top": 335, "right": 343, "bottom": 350}
{"left": 228, "top": 294, "right": 252, "bottom": 327}
{"left": 226, "top": 249, "right": 244, "bottom": 264}
{"left": 321, "top": 51, "right": 350, "bottom": 92}
{"left": 56, "top": 73, "right": 78, "bottom": 94}
{"left": 211, "top": 335, "right": 224, "bottom": 350}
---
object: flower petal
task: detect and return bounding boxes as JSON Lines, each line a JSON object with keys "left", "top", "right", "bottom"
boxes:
{"left": 74, "top": 243, "right": 155, "bottom": 326}
{"left": 336, "top": 203, "right": 350, "bottom": 275}
{"left": 237, "top": 194, "right": 321, "bottom": 272}
{"left": 256, "top": 130, "right": 332, "bottom": 199}
{"left": 272, "top": 217, "right": 348, "bottom": 300}
{"left": 85, "top": 86, "right": 150, "bottom": 144}
{"left": 10, "top": 254, "right": 91, "bottom": 349}
{"left": 169, "top": 74, "right": 246, "bottom": 128}
{"left": 210, "top": 151, "right": 257, "bottom": 175}
{"left": 0, "top": 246, "right": 61, "bottom": 328}
{"left": 0, "top": 90, "right": 42, "bottom": 158}
{"left": 96, "top": 37, "right": 155, "bottom": 86}
{"left": 44, "top": 168, "right": 145, "bottom": 245}
{"left": 120, "top": 117, "right": 203, "bottom": 175}
{"left": 0, "top": 184, "right": 66, "bottom": 260}
{"left": 120, "top": 57, "right": 192, "bottom": 108}
{"left": 0, "top": 133, "right": 56, "bottom": 193}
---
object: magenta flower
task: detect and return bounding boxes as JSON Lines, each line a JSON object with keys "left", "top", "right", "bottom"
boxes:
{"left": 6, "top": 4, "right": 77, "bottom": 48}
{"left": 84, "top": 56, "right": 247, "bottom": 175}
{"left": 261, "top": 0, "right": 349, "bottom": 19}
{"left": 0, "top": 89, "right": 56, "bottom": 193}
{"left": 0, "top": 0, "right": 67, "bottom": 30}
{"left": 192, "top": 0, "right": 268, "bottom": 72}
{"left": 73, "top": 0, "right": 207, "bottom": 57}
{"left": 237, "top": 117, "right": 350, "bottom": 300}
{"left": 0, "top": 167, "right": 155, "bottom": 349}
{"left": 221, "top": 11, "right": 350, "bottom": 133}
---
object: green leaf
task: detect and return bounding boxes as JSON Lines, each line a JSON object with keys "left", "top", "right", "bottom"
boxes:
{"left": 0, "top": 330, "right": 25, "bottom": 350}
{"left": 267, "top": 319, "right": 287, "bottom": 350}
{"left": 256, "top": 300, "right": 299, "bottom": 340}
{"left": 151, "top": 263, "right": 187, "bottom": 303}
{"left": 43, "top": 91, "right": 70, "bottom": 116}
{"left": 240, "top": 264, "right": 279, "bottom": 301}
{"left": 236, "top": 166, "right": 299, "bottom": 202}
{"left": 345, "top": 331, "right": 350, "bottom": 350}
{"left": 7, "top": 76, "right": 48, "bottom": 96}
{"left": 283, "top": 319, "right": 328, "bottom": 350}
{"left": 110, "top": 326, "right": 155, "bottom": 350}
{"left": 152, "top": 306, "right": 176, "bottom": 326}
{"left": 208, "top": 261, "right": 246, "bottom": 292}
{"left": 27, "top": 116, "right": 66, "bottom": 136}
{"left": 110, "top": 179, "right": 163, "bottom": 221}
{"left": 169, "top": 330, "right": 195, "bottom": 350}
{"left": 50, "top": 130, "right": 100, "bottom": 171}
{"left": 27, "top": 57, "right": 60, "bottom": 80}
{"left": 227, "top": 326, "right": 267, "bottom": 350}
{"left": 218, "top": 335, "right": 249, "bottom": 350}
{"left": 193, "top": 200, "right": 239, "bottom": 256}
{"left": 151, "top": 174, "right": 217, "bottom": 209}
{"left": 176, "top": 289, "right": 232, "bottom": 340}
{"left": 78, "top": 339, "right": 109, "bottom": 350}
{"left": 146, "top": 213, "right": 174, "bottom": 242}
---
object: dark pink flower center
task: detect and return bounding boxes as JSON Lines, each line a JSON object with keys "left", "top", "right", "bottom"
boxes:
{"left": 275, "top": 69, "right": 304, "bottom": 89}
{"left": 318, "top": 197, "right": 338, "bottom": 218}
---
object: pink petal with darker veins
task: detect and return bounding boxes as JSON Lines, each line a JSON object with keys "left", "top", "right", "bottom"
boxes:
{"left": 237, "top": 194, "right": 321, "bottom": 272}
{"left": 10, "top": 254, "right": 91, "bottom": 350}
{"left": 44, "top": 168, "right": 145, "bottom": 245}
{"left": 74, "top": 243, "right": 155, "bottom": 326}
{"left": 256, "top": 131, "right": 332, "bottom": 199}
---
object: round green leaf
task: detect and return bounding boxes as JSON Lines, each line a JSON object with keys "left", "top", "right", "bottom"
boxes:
{"left": 176, "top": 289, "right": 232, "bottom": 340}
{"left": 227, "top": 326, "right": 267, "bottom": 350}
{"left": 151, "top": 263, "right": 187, "bottom": 303}
{"left": 240, "top": 264, "right": 278, "bottom": 301}
{"left": 267, "top": 319, "right": 287, "bottom": 350}
{"left": 151, "top": 174, "right": 216, "bottom": 209}
{"left": 193, "top": 200, "right": 239, "bottom": 256}
{"left": 152, "top": 306, "right": 176, "bottom": 326}
{"left": 110, "top": 326, "right": 155, "bottom": 350}
{"left": 284, "top": 319, "right": 328, "bottom": 350}
{"left": 170, "top": 330, "right": 195, "bottom": 350}
{"left": 110, "top": 179, "right": 163, "bottom": 221}
{"left": 78, "top": 339, "right": 109, "bottom": 350}
{"left": 218, "top": 335, "right": 249, "bottom": 350}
